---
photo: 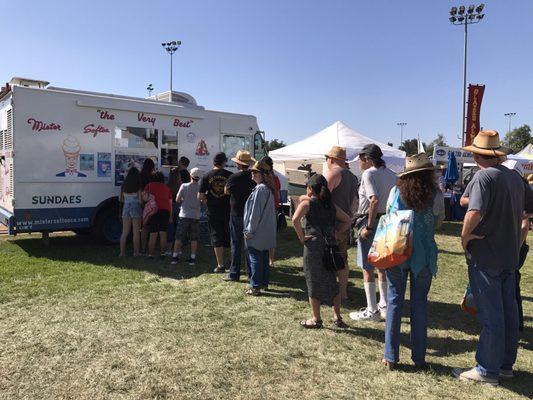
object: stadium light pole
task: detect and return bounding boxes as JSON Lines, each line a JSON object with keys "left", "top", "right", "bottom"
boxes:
{"left": 161, "top": 40, "right": 181, "bottom": 93}
{"left": 397, "top": 122, "right": 407, "bottom": 148}
{"left": 449, "top": 4, "right": 485, "bottom": 146}
{"left": 504, "top": 112, "right": 516, "bottom": 134}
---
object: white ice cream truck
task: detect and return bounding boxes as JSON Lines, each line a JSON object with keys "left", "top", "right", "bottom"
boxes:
{"left": 0, "top": 77, "right": 266, "bottom": 243}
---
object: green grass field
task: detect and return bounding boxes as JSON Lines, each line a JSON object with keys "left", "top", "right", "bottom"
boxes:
{"left": 0, "top": 222, "right": 532, "bottom": 399}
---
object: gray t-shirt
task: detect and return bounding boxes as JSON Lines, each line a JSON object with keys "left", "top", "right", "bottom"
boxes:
{"left": 467, "top": 165, "right": 533, "bottom": 273}
{"left": 358, "top": 166, "right": 397, "bottom": 215}
{"left": 177, "top": 181, "right": 201, "bottom": 219}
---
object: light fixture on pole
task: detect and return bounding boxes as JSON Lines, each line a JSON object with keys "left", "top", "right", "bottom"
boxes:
{"left": 161, "top": 40, "right": 182, "bottom": 93}
{"left": 397, "top": 122, "right": 407, "bottom": 147}
{"left": 504, "top": 112, "right": 516, "bottom": 134}
{"left": 449, "top": 3, "right": 485, "bottom": 147}
{"left": 147, "top": 84, "right": 154, "bottom": 97}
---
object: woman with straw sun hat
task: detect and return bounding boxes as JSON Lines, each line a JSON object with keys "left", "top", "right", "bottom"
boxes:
{"left": 382, "top": 153, "right": 445, "bottom": 370}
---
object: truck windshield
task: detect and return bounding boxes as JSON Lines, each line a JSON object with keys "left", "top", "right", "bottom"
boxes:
{"left": 114, "top": 127, "right": 158, "bottom": 149}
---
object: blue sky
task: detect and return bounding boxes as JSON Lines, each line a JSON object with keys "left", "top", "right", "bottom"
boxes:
{"left": 2, "top": 0, "right": 532, "bottom": 147}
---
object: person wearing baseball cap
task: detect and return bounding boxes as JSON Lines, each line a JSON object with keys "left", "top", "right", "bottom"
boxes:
{"left": 323, "top": 145, "right": 359, "bottom": 302}
{"left": 171, "top": 167, "right": 203, "bottom": 266}
{"left": 198, "top": 152, "right": 233, "bottom": 272}
{"left": 222, "top": 150, "right": 257, "bottom": 282}
{"left": 453, "top": 130, "right": 533, "bottom": 385}
{"left": 350, "top": 144, "right": 397, "bottom": 322}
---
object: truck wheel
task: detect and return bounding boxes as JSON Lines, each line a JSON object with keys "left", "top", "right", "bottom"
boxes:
{"left": 93, "top": 205, "right": 122, "bottom": 244}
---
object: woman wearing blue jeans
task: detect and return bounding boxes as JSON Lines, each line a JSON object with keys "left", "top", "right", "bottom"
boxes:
{"left": 382, "top": 153, "right": 445, "bottom": 369}
{"left": 243, "top": 160, "right": 277, "bottom": 296}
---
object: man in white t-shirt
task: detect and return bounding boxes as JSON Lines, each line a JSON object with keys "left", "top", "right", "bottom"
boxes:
{"left": 350, "top": 144, "right": 397, "bottom": 322}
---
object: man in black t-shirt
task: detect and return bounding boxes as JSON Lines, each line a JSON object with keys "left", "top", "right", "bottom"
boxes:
{"left": 198, "top": 152, "right": 233, "bottom": 272}
{"left": 178, "top": 156, "right": 191, "bottom": 184}
{"left": 222, "top": 150, "right": 256, "bottom": 282}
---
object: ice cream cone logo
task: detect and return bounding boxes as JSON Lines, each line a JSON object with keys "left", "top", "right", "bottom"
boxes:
{"left": 56, "top": 136, "right": 86, "bottom": 177}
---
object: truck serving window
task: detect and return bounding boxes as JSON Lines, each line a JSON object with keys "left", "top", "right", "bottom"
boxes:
{"left": 222, "top": 135, "right": 251, "bottom": 168}
{"left": 114, "top": 127, "right": 158, "bottom": 149}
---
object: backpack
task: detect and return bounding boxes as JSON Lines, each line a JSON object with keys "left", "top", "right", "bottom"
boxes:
{"left": 367, "top": 188, "right": 413, "bottom": 269}
{"left": 142, "top": 191, "right": 158, "bottom": 226}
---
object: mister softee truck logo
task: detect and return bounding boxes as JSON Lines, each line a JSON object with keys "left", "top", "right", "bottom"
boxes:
{"left": 27, "top": 118, "right": 62, "bottom": 132}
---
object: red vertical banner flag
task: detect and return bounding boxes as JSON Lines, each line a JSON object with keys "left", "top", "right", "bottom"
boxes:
{"left": 465, "top": 84, "right": 485, "bottom": 146}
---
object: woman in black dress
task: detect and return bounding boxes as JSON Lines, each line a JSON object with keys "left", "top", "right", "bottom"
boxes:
{"left": 292, "top": 174, "right": 351, "bottom": 329}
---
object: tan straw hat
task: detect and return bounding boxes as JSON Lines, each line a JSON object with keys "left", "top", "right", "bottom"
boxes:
{"left": 325, "top": 145, "right": 347, "bottom": 161}
{"left": 231, "top": 150, "right": 256, "bottom": 166}
{"left": 463, "top": 130, "right": 512, "bottom": 157}
{"left": 397, "top": 153, "right": 436, "bottom": 177}
{"left": 251, "top": 160, "right": 270, "bottom": 173}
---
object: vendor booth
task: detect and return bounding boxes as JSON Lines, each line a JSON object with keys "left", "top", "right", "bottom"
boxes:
{"left": 269, "top": 121, "right": 406, "bottom": 178}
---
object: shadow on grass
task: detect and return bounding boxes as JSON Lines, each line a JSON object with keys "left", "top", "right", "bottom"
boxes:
{"left": 437, "top": 222, "right": 463, "bottom": 237}
{"left": 335, "top": 325, "right": 533, "bottom": 398}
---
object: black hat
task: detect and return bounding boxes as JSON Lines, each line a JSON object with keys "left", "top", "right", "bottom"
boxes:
{"left": 359, "top": 144, "right": 383, "bottom": 160}
{"left": 213, "top": 152, "right": 228, "bottom": 165}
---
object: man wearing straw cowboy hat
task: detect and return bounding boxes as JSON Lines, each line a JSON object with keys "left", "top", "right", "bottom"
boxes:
{"left": 223, "top": 150, "right": 256, "bottom": 282}
{"left": 323, "top": 145, "right": 359, "bottom": 301}
{"left": 453, "top": 130, "right": 533, "bottom": 386}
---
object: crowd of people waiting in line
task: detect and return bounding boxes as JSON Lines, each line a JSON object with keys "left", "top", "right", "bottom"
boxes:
{"left": 117, "top": 129, "right": 532, "bottom": 387}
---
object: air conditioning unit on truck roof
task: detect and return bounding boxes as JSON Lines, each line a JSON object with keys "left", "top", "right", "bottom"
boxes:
{"left": 0, "top": 78, "right": 267, "bottom": 243}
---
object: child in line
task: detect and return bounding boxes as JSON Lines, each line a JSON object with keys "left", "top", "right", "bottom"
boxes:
{"left": 172, "top": 168, "right": 202, "bottom": 265}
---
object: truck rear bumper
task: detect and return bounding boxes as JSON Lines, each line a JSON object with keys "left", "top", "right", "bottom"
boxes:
{"left": 0, "top": 206, "right": 15, "bottom": 234}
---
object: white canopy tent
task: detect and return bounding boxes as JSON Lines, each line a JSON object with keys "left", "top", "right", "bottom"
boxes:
{"left": 269, "top": 121, "right": 406, "bottom": 177}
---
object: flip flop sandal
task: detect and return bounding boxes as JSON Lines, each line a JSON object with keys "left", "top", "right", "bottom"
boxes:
{"left": 246, "top": 288, "right": 261, "bottom": 296}
{"left": 333, "top": 318, "right": 349, "bottom": 329}
{"left": 300, "top": 319, "right": 323, "bottom": 329}
{"left": 382, "top": 359, "right": 395, "bottom": 370}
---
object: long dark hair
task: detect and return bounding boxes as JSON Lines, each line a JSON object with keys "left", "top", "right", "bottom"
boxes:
{"left": 140, "top": 158, "right": 156, "bottom": 188}
{"left": 307, "top": 174, "right": 332, "bottom": 209}
{"left": 397, "top": 169, "right": 436, "bottom": 211}
{"left": 122, "top": 167, "right": 140, "bottom": 194}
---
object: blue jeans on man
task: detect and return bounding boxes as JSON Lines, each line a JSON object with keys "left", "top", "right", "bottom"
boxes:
{"left": 247, "top": 246, "right": 269, "bottom": 289}
{"left": 228, "top": 214, "right": 247, "bottom": 280}
{"left": 384, "top": 265, "right": 432, "bottom": 366}
{"left": 468, "top": 265, "right": 518, "bottom": 378}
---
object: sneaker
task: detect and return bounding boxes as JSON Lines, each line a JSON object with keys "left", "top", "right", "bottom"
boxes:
{"left": 452, "top": 367, "right": 499, "bottom": 386}
{"left": 349, "top": 308, "right": 380, "bottom": 322}
{"left": 187, "top": 257, "right": 196, "bottom": 266}
{"left": 499, "top": 369, "right": 514, "bottom": 379}
{"left": 222, "top": 274, "right": 239, "bottom": 282}
{"left": 378, "top": 305, "right": 387, "bottom": 320}
{"left": 171, "top": 256, "right": 180, "bottom": 265}
{"left": 213, "top": 266, "right": 225, "bottom": 273}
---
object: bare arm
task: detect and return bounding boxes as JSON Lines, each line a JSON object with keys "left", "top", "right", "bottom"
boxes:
{"left": 291, "top": 200, "right": 312, "bottom": 245}
{"left": 335, "top": 206, "right": 351, "bottom": 236}
{"left": 461, "top": 210, "right": 484, "bottom": 251}
{"left": 198, "top": 193, "right": 207, "bottom": 203}
{"left": 361, "top": 196, "right": 379, "bottom": 239}
{"left": 520, "top": 213, "right": 531, "bottom": 244}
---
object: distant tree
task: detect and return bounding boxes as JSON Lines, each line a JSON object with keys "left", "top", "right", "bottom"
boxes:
{"left": 399, "top": 138, "right": 425, "bottom": 156}
{"left": 387, "top": 142, "right": 394, "bottom": 147}
{"left": 425, "top": 133, "right": 448, "bottom": 157}
{"left": 502, "top": 124, "right": 532, "bottom": 154}
{"left": 265, "top": 139, "right": 286, "bottom": 152}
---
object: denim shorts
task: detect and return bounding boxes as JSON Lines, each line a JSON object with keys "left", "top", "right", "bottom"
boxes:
{"left": 356, "top": 217, "right": 377, "bottom": 270}
{"left": 122, "top": 198, "right": 142, "bottom": 219}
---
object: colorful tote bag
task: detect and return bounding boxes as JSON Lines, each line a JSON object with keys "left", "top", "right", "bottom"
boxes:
{"left": 367, "top": 188, "right": 414, "bottom": 269}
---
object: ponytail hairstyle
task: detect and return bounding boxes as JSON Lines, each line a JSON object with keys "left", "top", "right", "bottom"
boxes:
{"left": 307, "top": 174, "right": 332, "bottom": 209}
